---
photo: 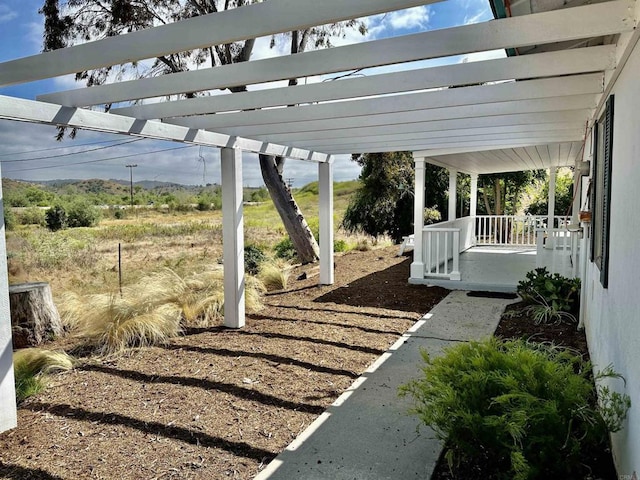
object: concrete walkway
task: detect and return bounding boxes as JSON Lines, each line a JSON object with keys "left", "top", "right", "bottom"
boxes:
{"left": 254, "top": 290, "right": 517, "bottom": 480}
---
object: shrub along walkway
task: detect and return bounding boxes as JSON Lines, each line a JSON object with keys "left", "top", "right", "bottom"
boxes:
{"left": 255, "top": 290, "right": 518, "bottom": 480}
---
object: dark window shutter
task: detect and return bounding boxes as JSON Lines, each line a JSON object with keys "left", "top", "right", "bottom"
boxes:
{"left": 600, "top": 95, "right": 614, "bottom": 288}
{"left": 590, "top": 125, "right": 598, "bottom": 263}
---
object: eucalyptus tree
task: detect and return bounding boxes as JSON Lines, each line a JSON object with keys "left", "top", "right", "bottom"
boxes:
{"left": 40, "top": 0, "right": 365, "bottom": 263}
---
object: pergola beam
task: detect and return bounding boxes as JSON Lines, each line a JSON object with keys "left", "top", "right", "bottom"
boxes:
{"left": 301, "top": 129, "right": 584, "bottom": 151}
{"left": 112, "top": 45, "right": 615, "bottom": 119}
{"left": 0, "top": 95, "right": 329, "bottom": 163}
{"left": 37, "top": 0, "right": 632, "bottom": 107}
{"left": 0, "top": 0, "right": 437, "bottom": 87}
{"left": 249, "top": 119, "right": 587, "bottom": 144}
{"left": 201, "top": 105, "right": 594, "bottom": 139}
{"left": 317, "top": 134, "right": 584, "bottom": 155}
{"left": 169, "top": 74, "right": 602, "bottom": 129}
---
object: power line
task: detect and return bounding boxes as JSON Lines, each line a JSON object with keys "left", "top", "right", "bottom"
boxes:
{"left": 0, "top": 138, "right": 141, "bottom": 157}
{"left": 3, "top": 145, "right": 195, "bottom": 173}
{"left": 0, "top": 138, "right": 143, "bottom": 163}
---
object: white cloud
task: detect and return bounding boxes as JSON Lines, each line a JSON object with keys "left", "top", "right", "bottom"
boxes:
{"left": 0, "top": 5, "right": 18, "bottom": 24}
{"left": 367, "top": 6, "right": 431, "bottom": 39}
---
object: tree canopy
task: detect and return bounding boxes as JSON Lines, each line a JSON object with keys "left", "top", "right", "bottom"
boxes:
{"left": 526, "top": 168, "right": 574, "bottom": 217}
{"left": 342, "top": 152, "right": 448, "bottom": 243}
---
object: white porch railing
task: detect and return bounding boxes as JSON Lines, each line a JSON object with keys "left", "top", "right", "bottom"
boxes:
{"left": 475, "top": 215, "right": 570, "bottom": 246}
{"left": 536, "top": 228, "right": 581, "bottom": 277}
{"left": 422, "top": 217, "right": 475, "bottom": 280}
{"left": 419, "top": 215, "right": 580, "bottom": 281}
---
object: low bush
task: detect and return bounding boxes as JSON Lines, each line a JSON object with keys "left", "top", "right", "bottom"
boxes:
{"left": 400, "top": 338, "right": 630, "bottom": 480}
{"left": 17, "top": 207, "right": 46, "bottom": 226}
{"left": 274, "top": 236, "right": 297, "bottom": 260}
{"left": 333, "top": 239, "right": 348, "bottom": 252}
{"left": 245, "top": 244, "right": 267, "bottom": 275}
{"left": 66, "top": 199, "right": 102, "bottom": 228}
{"left": 45, "top": 205, "right": 67, "bottom": 231}
{"left": 3, "top": 206, "right": 16, "bottom": 231}
{"left": 517, "top": 267, "right": 580, "bottom": 315}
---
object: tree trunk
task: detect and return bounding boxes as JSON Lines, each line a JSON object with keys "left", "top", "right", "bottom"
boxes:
{"left": 9, "top": 282, "right": 63, "bottom": 348}
{"left": 259, "top": 154, "right": 320, "bottom": 264}
{"left": 494, "top": 178, "right": 503, "bottom": 215}
{"left": 482, "top": 188, "right": 493, "bottom": 215}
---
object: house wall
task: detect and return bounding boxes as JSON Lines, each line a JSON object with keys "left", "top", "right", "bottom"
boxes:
{"left": 582, "top": 37, "right": 640, "bottom": 477}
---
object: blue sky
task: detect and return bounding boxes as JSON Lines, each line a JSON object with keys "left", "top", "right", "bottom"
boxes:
{"left": 0, "top": 0, "right": 496, "bottom": 186}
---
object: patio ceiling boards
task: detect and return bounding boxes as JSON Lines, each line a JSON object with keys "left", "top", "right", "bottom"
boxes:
{"left": 0, "top": 0, "right": 637, "bottom": 169}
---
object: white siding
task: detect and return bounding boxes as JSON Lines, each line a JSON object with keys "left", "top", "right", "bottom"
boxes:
{"left": 582, "top": 38, "right": 640, "bottom": 476}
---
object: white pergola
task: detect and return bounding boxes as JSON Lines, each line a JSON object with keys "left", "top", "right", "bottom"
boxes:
{"left": 0, "top": 0, "right": 638, "bottom": 432}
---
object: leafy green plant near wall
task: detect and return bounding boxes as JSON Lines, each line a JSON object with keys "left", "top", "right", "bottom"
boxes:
{"left": 400, "top": 338, "right": 630, "bottom": 480}
{"left": 517, "top": 267, "right": 581, "bottom": 317}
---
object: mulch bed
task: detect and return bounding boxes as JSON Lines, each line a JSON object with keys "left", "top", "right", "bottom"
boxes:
{"left": 430, "top": 300, "right": 618, "bottom": 480}
{"left": 0, "top": 247, "right": 449, "bottom": 480}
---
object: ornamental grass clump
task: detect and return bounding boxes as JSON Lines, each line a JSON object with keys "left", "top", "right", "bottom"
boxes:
{"left": 73, "top": 293, "right": 182, "bottom": 356}
{"left": 13, "top": 348, "right": 75, "bottom": 403}
{"left": 62, "top": 267, "right": 266, "bottom": 355}
{"left": 400, "top": 338, "right": 630, "bottom": 480}
{"left": 258, "top": 260, "right": 291, "bottom": 291}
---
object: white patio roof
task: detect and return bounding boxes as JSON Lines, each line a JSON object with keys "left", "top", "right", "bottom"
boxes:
{"left": 0, "top": 0, "right": 638, "bottom": 173}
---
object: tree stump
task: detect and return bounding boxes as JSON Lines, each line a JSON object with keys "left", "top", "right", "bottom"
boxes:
{"left": 9, "top": 282, "right": 63, "bottom": 349}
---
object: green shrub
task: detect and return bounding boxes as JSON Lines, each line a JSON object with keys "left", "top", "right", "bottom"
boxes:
{"left": 17, "top": 207, "right": 46, "bottom": 226}
{"left": 45, "top": 205, "right": 67, "bottom": 231}
{"left": 400, "top": 338, "right": 630, "bottom": 480}
{"left": 274, "top": 236, "right": 297, "bottom": 260}
{"left": 3, "top": 205, "right": 16, "bottom": 231}
{"left": 66, "top": 200, "right": 102, "bottom": 228}
{"left": 423, "top": 206, "right": 442, "bottom": 225}
{"left": 334, "top": 239, "right": 348, "bottom": 252}
{"left": 517, "top": 267, "right": 581, "bottom": 314}
{"left": 244, "top": 244, "right": 267, "bottom": 275}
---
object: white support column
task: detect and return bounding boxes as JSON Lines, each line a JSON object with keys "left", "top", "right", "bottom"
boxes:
{"left": 448, "top": 168, "right": 457, "bottom": 221}
{"left": 572, "top": 160, "right": 582, "bottom": 225}
{"left": 410, "top": 156, "right": 426, "bottom": 280}
{"left": 0, "top": 165, "right": 17, "bottom": 433}
{"left": 319, "top": 159, "right": 334, "bottom": 285}
{"left": 470, "top": 173, "right": 479, "bottom": 216}
{"left": 547, "top": 167, "right": 557, "bottom": 230}
{"left": 221, "top": 147, "right": 245, "bottom": 329}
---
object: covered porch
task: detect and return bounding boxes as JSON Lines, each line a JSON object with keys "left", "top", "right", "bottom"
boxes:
{"left": 409, "top": 154, "right": 585, "bottom": 292}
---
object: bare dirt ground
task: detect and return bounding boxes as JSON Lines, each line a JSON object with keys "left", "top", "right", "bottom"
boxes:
{"left": 0, "top": 247, "right": 449, "bottom": 480}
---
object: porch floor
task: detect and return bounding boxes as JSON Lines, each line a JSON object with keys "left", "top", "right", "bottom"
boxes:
{"left": 409, "top": 245, "right": 571, "bottom": 293}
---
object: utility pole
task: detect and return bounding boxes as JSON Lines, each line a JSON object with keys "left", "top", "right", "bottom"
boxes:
{"left": 125, "top": 164, "right": 137, "bottom": 209}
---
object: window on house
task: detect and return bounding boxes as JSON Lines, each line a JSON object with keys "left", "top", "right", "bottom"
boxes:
{"left": 590, "top": 95, "right": 614, "bottom": 288}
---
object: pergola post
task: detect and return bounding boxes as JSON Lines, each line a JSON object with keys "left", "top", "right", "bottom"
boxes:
{"left": 319, "top": 159, "right": 334, "bottom": 285}
{"left": 448, "top": 168, "right": 457, "bottom": 221}
{"left": 547, "top": 167, "right": 557, "bottom": 230}
{"left": 470, "top": 173, "right": 479, "bottom": 216}
{"left": 0, "top": 167, "right": 17, "bottom": 433}
{"left": 410, "top": 155, "right": 426, "bottom": 280}
{"left": 221, "top": 147, "right": 245, "bottom": 329}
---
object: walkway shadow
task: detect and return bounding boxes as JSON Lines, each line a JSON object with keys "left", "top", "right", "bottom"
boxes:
{"left": 25, "top": 402, "right": 275, "bottom": 463}
{"left": 315, "top": 257, "right": 448, "bottom": 314}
